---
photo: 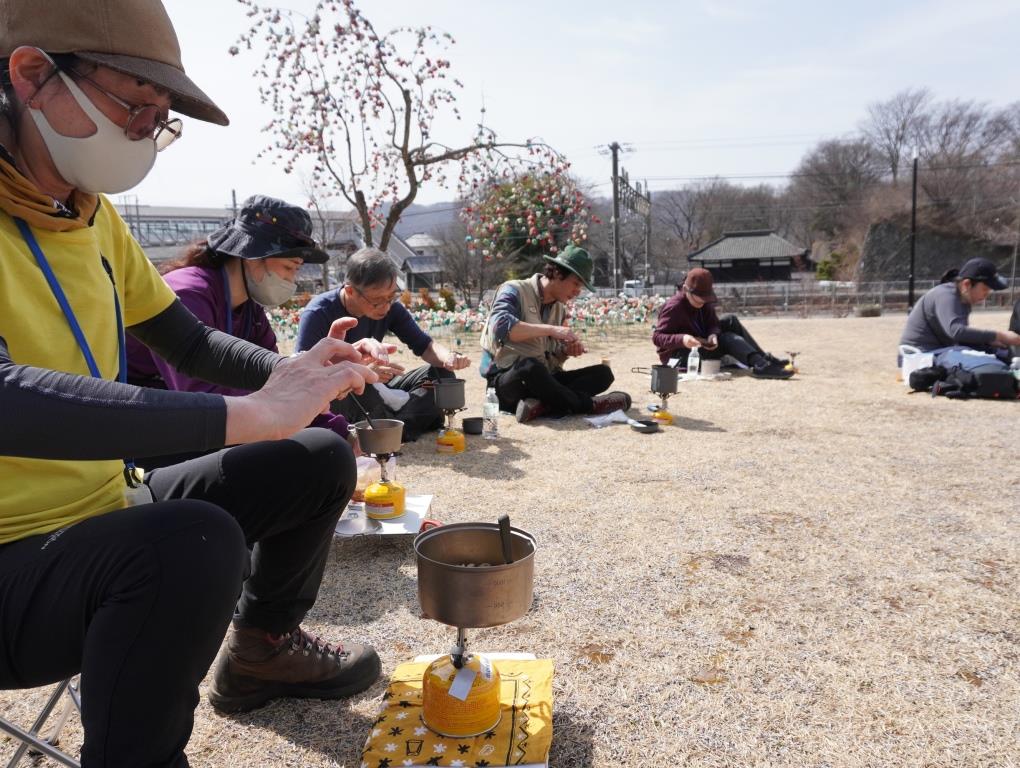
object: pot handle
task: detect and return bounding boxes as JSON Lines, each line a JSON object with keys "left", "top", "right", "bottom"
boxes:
{"left": 630, "top": 366, "right": 652, "bottom": 374}
{"left": 418, "top": 518, "right": 443, "bottom": 533}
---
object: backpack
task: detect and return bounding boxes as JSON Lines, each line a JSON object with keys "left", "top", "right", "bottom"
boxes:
{"left": 911, "top": 364, "right": 1018, "bottom": 400}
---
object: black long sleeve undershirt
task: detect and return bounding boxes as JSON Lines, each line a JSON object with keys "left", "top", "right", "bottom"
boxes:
{"left": 1, "top": 300, "right": 282, "bottom": 461}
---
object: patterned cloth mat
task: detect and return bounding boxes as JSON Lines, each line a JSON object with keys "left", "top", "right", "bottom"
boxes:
{"left": 359, "top": 658, "right": 554, "bottom": 767}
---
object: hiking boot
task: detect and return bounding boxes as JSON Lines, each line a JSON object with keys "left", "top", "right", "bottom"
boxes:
{"left": 515, "top": 398, "right": 547, "bottom": 424}
{"left": 208, "top": 623, "right": 381, "bottom": 714}
{"left": 751, "top": 360, "right": 794, "bottom": 379}
{"left": 765, "top": 352, "right": 790, "bottom": 367}
{"left": 590, "top": 391, "right": 632, "bottom": 415}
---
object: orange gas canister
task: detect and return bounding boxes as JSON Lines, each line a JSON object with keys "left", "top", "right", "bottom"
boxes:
{"left": 421, "top": 653, "right": 501, "bottom": 737}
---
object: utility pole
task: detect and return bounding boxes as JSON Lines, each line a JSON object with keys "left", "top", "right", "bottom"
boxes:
{"left": 231, "top": 189, "right": 238, "bottom": 217}
{"left": 1010, "top": 194, "right": 1019, "bottom": 306}
{"left": 644, "top": 185, "right": 652, "bottom": 287}
{"left": 610, "top": 141, "right": 621, "bottom": 292}
{"left": 908, "top": 149, "right": 919, "bottom": 309}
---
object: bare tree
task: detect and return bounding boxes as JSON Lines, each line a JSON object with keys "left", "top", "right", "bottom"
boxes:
{"left": 861, "top": 88, "right": 931, "bottom": 185}
{"left": 787, "top": 138, "right": 884, "bottom": 238}
{"left": 235, "top": 0, "right": 560, "bottom": 250}
{"left": 914, "top": 99, "right": 1013, "bottom": 225}
{"left": 433, "top": 219, "right": 506, "bottom": 306}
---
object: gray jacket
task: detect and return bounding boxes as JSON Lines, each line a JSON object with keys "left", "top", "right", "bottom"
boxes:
{"left": 899, "top": 282, "right": 996, "bottom": 352}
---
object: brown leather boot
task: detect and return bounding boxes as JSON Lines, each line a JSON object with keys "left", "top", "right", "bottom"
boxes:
{"left": 514, "top": 398, "right": 547, "bottom": 423}
{"left": 208, "top": 623, "right": 381, "bottom": 713}
{"left": 590, "top": 390, "right": 632, "bottom": 415}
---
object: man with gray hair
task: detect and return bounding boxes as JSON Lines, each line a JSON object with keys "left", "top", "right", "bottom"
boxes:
{"left": 297, "top": 247, "right": 472, "bottom": 439}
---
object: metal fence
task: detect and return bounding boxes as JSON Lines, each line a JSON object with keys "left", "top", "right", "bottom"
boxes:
{"left": 594, "top": 280, "right": 1019, "bottom": 317}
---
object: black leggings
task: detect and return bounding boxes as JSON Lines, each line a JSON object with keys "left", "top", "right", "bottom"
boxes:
{"left": 694, "top": 315, "right": 767, "bottom": 366}
{"left": 490, "top": 357, "right": 614, "bottom": 415}
{"left": 0, "top": 428, "right": 355, "bottom": 767}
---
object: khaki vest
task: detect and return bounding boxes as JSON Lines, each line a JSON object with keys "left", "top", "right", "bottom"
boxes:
{"left": 480, "top": 274, "right": 566, "bottom": 372}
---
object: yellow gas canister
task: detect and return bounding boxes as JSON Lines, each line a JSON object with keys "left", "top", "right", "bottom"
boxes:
{"left": 364, "top": 480, "right": 405, "bottom": 519}
{"left": 435, "top": 428, "right": 465, "bottom": 454}
{"left": 652, "top": 408, "right": 674, "bottom": 426}
{"left": 422, "top": 653, "right": 501, "bottom": 737}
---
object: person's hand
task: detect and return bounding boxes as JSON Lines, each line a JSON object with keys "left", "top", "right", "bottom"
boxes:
{"left": 997, "top": 330, "right": 1020, "bottom": 347}
{"left": 326, "top": 317, "right": 397, "bottom": 365}
{"left": 442, "top": 351, "right": 472, "bottom": 371}
{"left": 682, "top": 334, "right": 702, "bottom": 349}
{"left": 371, "top": 359, "right": 406, "bottom": 383}
{"left": 548, "top": 325, "right": 579, "bottom": 344}
{"left": 225, "top": 337, "right": 378, "bottom": 444}
{"left": 703, "top": 334, "right": 719, "bottom": 350}
{"left": 562, "top": 339, "right": 586, "bottom": 357}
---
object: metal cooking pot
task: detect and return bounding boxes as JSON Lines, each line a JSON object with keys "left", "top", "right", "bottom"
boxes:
{"left": 650, "top": 364, "right": 678, "bottom": 394}
{"left": 353, "top": 419, "right": 404, "bottom": 455}
{"left": 415, "top": 522, "right": 536, "bottom": 628}
{"left": 432, "top": 378, "right": 466, "bottom": 411}
{"left": 631, "top": 364, "right": 679, "bottom": 395}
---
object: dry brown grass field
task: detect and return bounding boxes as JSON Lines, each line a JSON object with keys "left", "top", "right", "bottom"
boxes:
{"left": 3, "top": 311, "right": 1018, "bottom": 767}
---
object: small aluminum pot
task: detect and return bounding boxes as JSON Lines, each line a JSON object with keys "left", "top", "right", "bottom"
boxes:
{"left": 432, "top": 378, "right": 466, "bottom": 411}
{"left": 353, "top": 419, "right": 404, "bottom": 455}
{"left": 415, "top": 522, "right": 536, "bottom": 629}
{"left": 650, "top": 364, "right": 679, "bottom": 395}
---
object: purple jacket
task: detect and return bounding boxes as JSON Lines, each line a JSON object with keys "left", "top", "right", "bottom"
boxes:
{"left": 127, "top": 265, "right": 349, "bottom": 435}
{"left": 652, "top": 291, "right": 722, "bottom": 364}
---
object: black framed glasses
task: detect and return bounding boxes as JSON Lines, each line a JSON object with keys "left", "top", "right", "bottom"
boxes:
{"left": 69, "top": 69, "right": 183, "bottom": 151}
{"left": 351, "top": 284, "right": 399, "bottom": 310}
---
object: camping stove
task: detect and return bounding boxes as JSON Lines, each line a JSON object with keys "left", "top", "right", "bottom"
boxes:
{"left": 414, "top": 519, "right": 536, "bottom": 738}
{"left": 354, "top": 419, "right": 406, "bottom": 519}
{"left": 433, "top": 378, "right": 467, "bottom": 454}
{"left": 634, "top": 364, "right": 679, "bottom": 425}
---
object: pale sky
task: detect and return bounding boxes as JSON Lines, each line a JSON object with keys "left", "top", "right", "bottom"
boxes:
{"left": 128, "top": 0, "right": 1020, "bottom": 212}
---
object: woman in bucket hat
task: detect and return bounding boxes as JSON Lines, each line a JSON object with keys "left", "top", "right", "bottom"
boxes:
{"left": 480, "top": 244, "right": 632, "bottom": 422}
{"left": 126, "top": 195, "right": 378, "bottom": 465}
{"left": 0, "top": 3, "right": 383, "bottom": 765}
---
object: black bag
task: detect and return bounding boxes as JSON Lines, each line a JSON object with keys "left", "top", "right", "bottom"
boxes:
{"left": 929, "top": 365, "right": 1018, "bottom": 400}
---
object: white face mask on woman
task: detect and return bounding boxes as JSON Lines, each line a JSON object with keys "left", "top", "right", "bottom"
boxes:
{"left": 28, "top": 71, "right": 157, "bottom": 194}
{"left": 244, "top": 262, "right": 298, "bottom": 308}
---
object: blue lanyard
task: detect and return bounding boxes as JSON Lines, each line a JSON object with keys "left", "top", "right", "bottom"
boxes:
{"left": 220, "top": 265, "right": 251, "bottom": 338}
{"left": 15, "top": 217, "right": 140, "bottom": 485}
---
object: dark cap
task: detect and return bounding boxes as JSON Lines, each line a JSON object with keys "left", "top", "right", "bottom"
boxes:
{"left": 543, "top": 244, "right": 594, "bottom": 291}
{"left": 207, "top": 195, "right": 329, "bottom": 264}
{"left": 683, "top": 267, "right": 717, "bottom": 302}
{"left": 0, "top": 0, "right": 228, "bottom": 125}
{"left": 958, "top": 258, "right": 1008, "bottom": 290}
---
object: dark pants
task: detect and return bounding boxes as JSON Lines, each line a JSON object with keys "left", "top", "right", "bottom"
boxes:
{"left": 677, "top": 315, "right": 767, "bottom": 367}
{"left": 489, "top": 357, "right": 614, "bottom": 416}
{"left": 333, "top": 364, "right": 451, "bottom": 441}
{"left": 1010, "top": 298, "right": 1019, "bottom": 358}
{"left": 0, "top": 428, "right": 355, "bottom": 768}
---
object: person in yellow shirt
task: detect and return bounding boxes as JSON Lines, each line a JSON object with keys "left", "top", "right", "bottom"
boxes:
{"left": 0, "top": 2, "right": 386, "bottom": 765}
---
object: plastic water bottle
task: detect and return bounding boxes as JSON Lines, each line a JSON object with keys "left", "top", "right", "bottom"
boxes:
{"left": 687, "top": 346, "right": 700, "bottom": 379}
{"left": 482, "top": 387, "right": 499, "bottom": 439}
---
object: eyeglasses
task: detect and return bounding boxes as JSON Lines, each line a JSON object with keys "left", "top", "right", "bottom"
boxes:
{"left": 351, "top": 284, "right": 399, "bottom": 310}
{"left": 69, "top": 69, "right": 183, "bottom": 151}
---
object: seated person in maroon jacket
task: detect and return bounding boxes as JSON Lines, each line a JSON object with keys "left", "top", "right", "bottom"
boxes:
{"left": 652, "top": 268, "right": 792, "bottom": 379}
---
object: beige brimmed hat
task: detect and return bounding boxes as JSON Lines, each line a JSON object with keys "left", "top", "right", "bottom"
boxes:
{"left": 0, "top": 0, "right": 229, "bottom": 126}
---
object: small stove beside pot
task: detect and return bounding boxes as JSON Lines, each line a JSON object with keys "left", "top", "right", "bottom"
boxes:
{"left": 633, "top": 364, "right": 679, "bottom": 425}
{"left": 415, "top": 516, "right": 537, "bottom": 738}
{"left": 432, "top": 378, "right": 467, "bottom": 454}
{"left": 353, "top": 418, "right": 406, "bottom": 519}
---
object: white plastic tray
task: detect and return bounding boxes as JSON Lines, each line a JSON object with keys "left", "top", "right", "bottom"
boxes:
{"left": 334, "top": 494, "right": 434, "bottom": 538}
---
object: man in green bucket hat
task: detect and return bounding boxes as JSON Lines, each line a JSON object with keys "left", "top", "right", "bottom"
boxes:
{"left": 480, "top": 245, "right": 632, "bottom": 423}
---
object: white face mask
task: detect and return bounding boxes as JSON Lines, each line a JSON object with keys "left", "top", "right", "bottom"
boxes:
{"left": 244, "top": 262, "right": 297, "bottom": 308}
{"left": 28, "top": 71, "right": 156, "bottom": 194}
